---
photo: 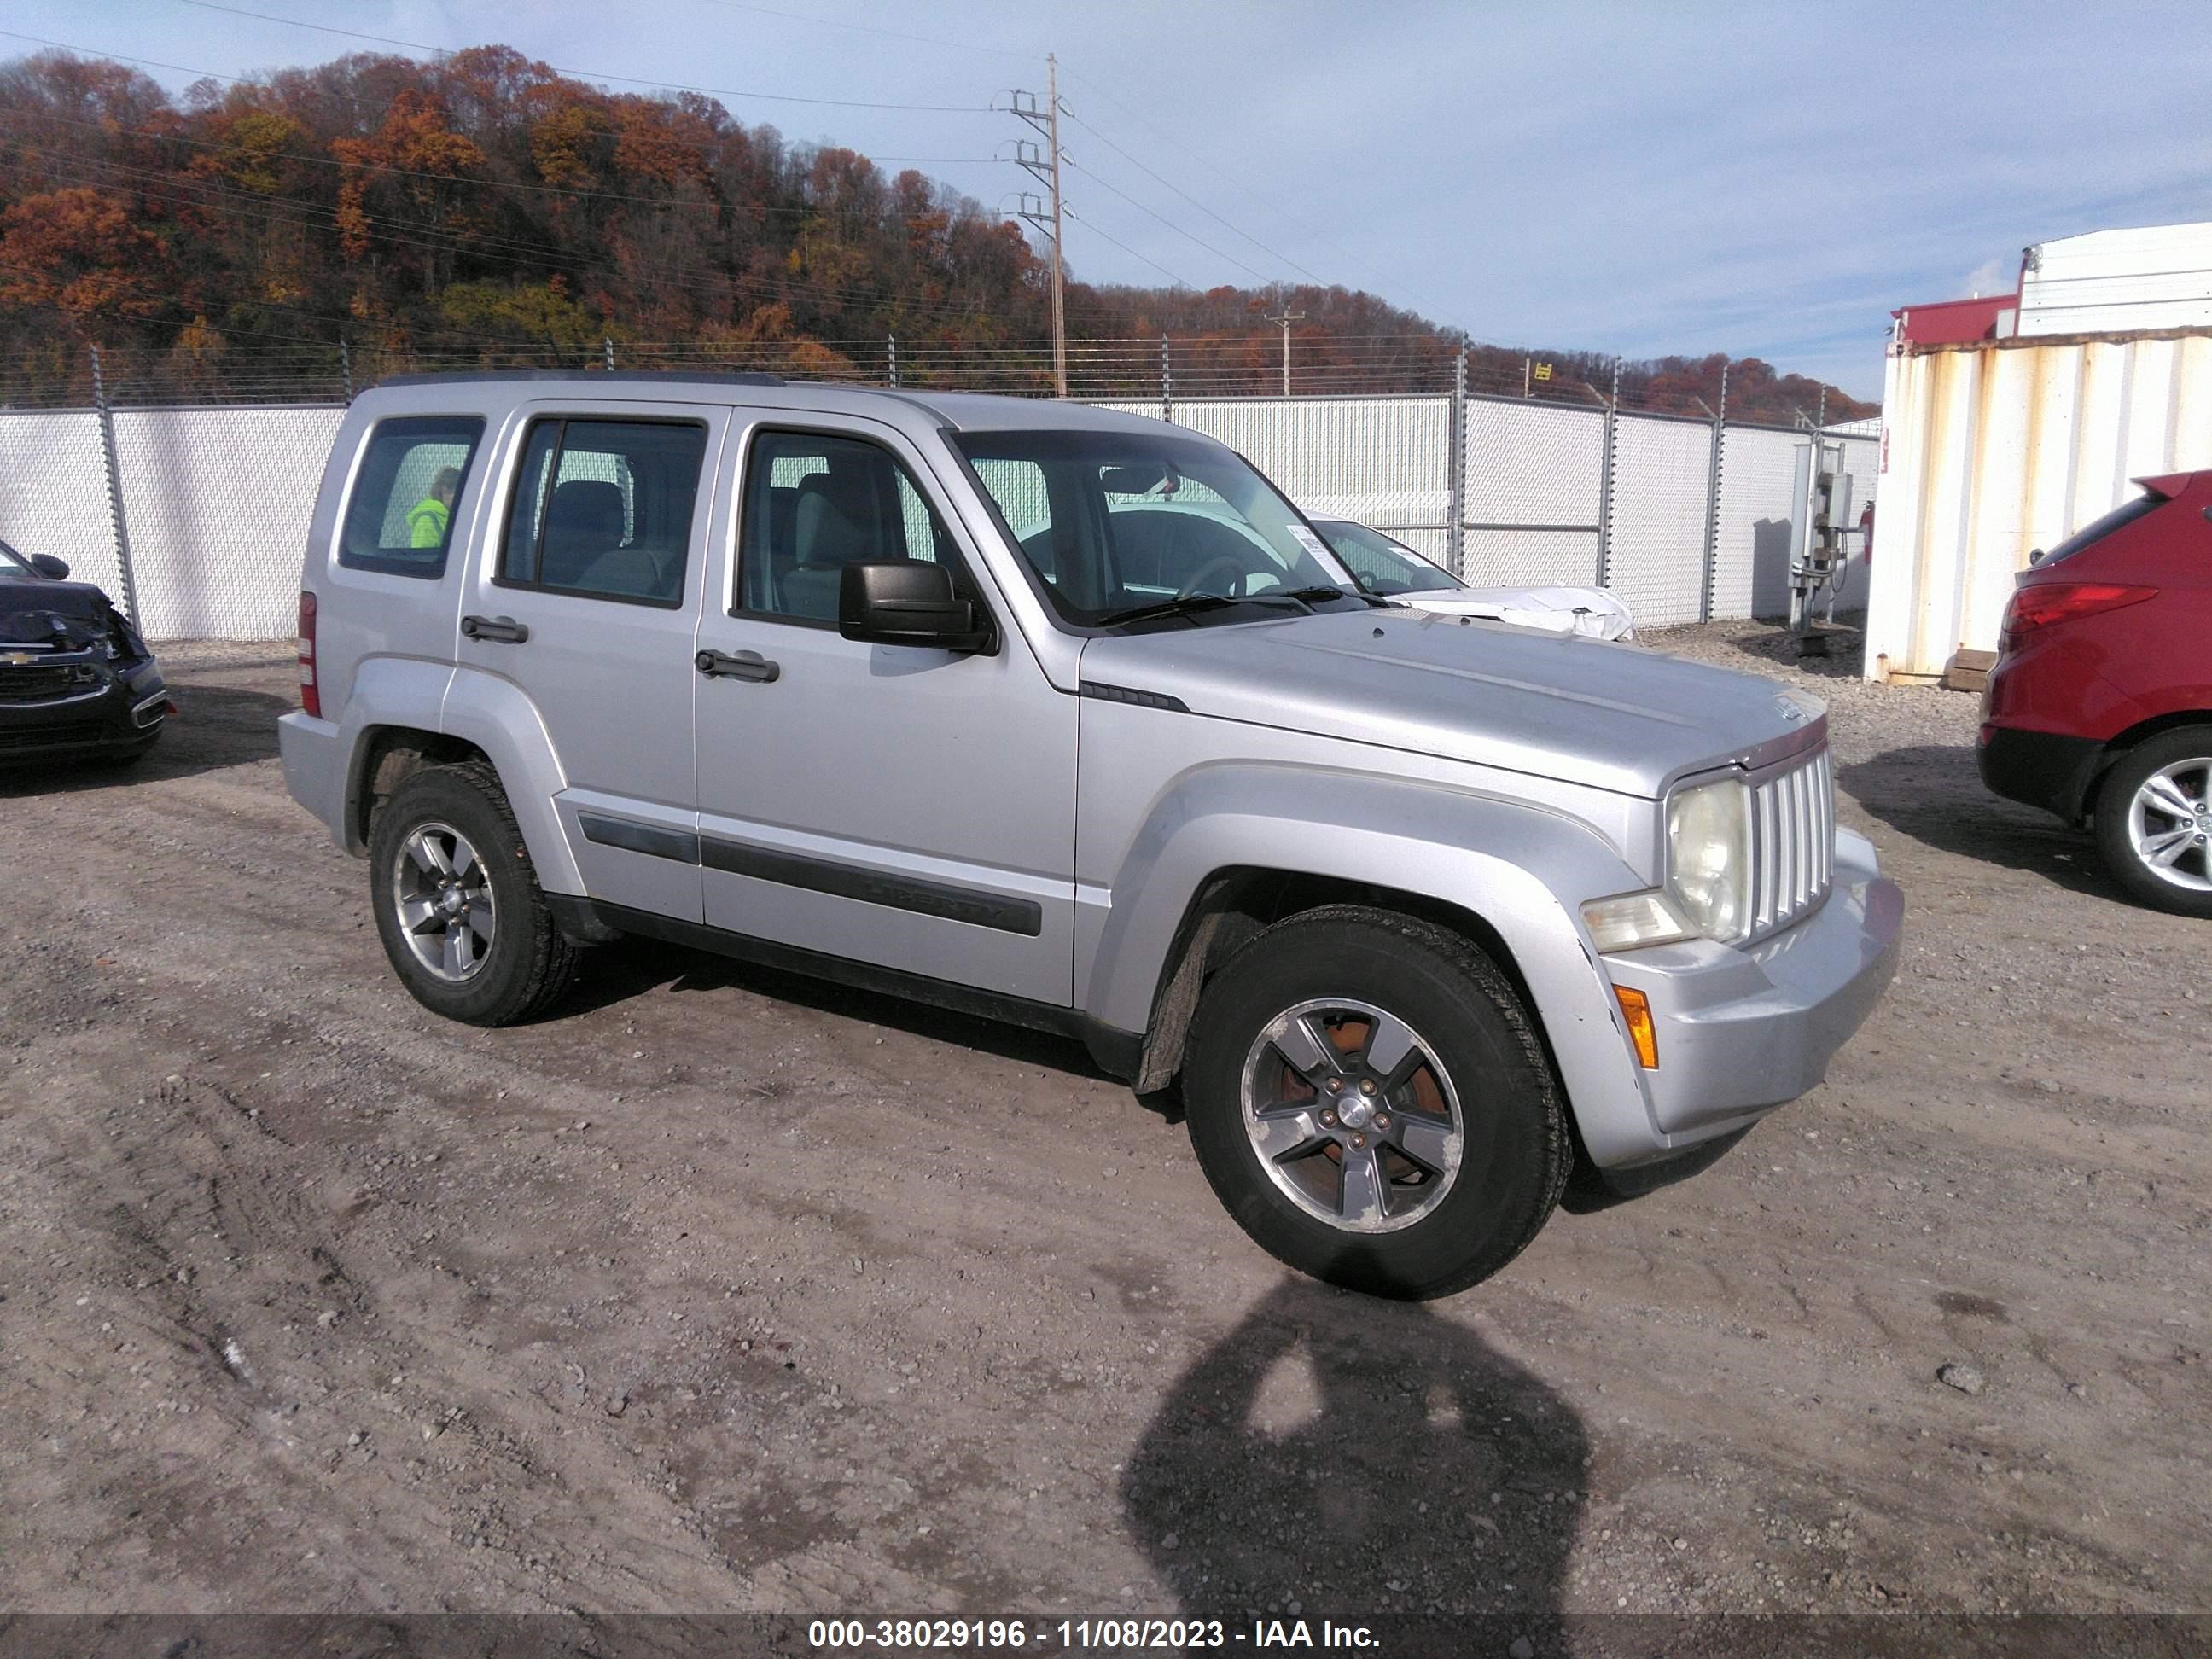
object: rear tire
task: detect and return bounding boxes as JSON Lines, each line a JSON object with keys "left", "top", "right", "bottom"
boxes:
{"left": 2093, "top": 727, "right": 2212, "bottom": 918}
{"left": 1183, "top": 905, "right": 1569, "bottom": 1299}
{"left": 368, "top": 760, "right": 581, "bottom": 1025}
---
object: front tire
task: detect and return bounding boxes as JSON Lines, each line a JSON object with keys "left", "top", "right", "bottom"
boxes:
{"left": 1183, "top": 905, "right": 1570, "bottom": 1299}
{"left": 368, "top": 760, "right": 581, "bottom": 1025}
{"left": 2093, "top": 728, "right": 2212, "bottom": 918}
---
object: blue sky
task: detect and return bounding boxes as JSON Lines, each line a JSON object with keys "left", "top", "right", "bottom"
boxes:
{"left": 7, "top": 1, "right": 2210, "bottom": 399}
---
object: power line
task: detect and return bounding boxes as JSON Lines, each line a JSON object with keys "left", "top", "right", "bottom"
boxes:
{"left": 1062, "top": 156, "right": 1271, "bottom": 284}
{"left": 682, "top": 0, "right": 1037, "bottom": 58}
{"left": 1061, "top": 110, "right": 1329, "bottom": 288}
{"left": 1057, "top": 64, "right": 1410, "bottom": 301}
{"left": 0, "top": 30, "right": 265, "bottom": 89}
{"left": 1061, "top": 208, "right": 1195, "bottom": 291}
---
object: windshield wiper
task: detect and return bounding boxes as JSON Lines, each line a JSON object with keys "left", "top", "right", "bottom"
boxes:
{"left": 1278, "top": 585, "right": 1385, "bottom": 608}
{"left": 1096, "top": 593, "right": 1306, "bottom": 627}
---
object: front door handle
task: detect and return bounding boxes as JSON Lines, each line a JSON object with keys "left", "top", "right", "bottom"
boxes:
{"left": 696, "top": 649, "right": 779, "bottom": 684}
{"left": 461, "top": 614, "right": 529, "bottom": 644}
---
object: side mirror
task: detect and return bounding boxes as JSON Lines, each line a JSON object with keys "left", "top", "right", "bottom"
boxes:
{"left": 28, "top": 553, "right": 70, "bottom": 580}
{"left": 2027, "top": 547, "right": 2046, "bottom": 566}
{"left": 838, "top": 560, "right": 990, "bottom": 652}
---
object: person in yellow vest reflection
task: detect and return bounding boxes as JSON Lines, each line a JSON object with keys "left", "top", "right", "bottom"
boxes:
{"left": 407, "top": 467, "right": 461, "bottom": 550}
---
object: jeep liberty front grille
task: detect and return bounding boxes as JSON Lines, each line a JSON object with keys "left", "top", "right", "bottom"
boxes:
{"left": 1747, "top": 746, "right": 1835, "bottom": 940}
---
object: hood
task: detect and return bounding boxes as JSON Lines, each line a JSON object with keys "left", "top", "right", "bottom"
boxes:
{"left": 1079, "top": 608, "right": 1823, "bottom": 798}
{"left": 0, "top": 574, "right": 127, "bottom": 649}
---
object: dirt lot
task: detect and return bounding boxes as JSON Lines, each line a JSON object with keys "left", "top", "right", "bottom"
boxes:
{"left": 1, "top": 622, "right": 2207, "bottom": 1626}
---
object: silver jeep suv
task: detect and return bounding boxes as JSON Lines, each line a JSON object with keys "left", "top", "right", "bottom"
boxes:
{"left": 280, "top": 373, "right": 1901, "bottom": 1298}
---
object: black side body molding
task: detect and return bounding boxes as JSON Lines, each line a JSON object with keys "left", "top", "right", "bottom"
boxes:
{"left": 578, "top": 812, "right": 701, "bottom": 865}
{"left": 700, "top": 839, "right": 1042, "bottom": 937}
{"left": 575, "top": 812, "right": 1043, "bottom": 937}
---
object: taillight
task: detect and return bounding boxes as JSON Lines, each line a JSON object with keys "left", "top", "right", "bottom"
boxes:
{"left": 297, "top": 590, "right": 319, "bottom": 718}
{"left": 2000, "top": 582, "right": 2157, "bottom": 646}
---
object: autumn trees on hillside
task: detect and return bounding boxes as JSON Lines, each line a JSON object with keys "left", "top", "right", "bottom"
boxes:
{"left": 0, "top": 45, "right": 1872, "bottom": 418}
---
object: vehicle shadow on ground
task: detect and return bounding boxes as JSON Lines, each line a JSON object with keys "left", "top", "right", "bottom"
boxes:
{"left": 1650, "top": 620, "right": 1869, "bottom": 681}
{"left": 1121, "top": 1278, "right": 1586, "bottom": 1640}
{"left": 562, "top": 934, "right": 1122, "bottom": 1082}
{"left": 1839, "top": 745, "right": 2131, "bottom": 901}
{"left": 0, "top": 683, "right": 288, "bottom": 797}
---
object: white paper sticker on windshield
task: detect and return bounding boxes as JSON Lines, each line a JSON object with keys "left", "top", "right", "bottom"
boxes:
{"left": 1289, "top": 525, "right": 1331, "bottom": 560}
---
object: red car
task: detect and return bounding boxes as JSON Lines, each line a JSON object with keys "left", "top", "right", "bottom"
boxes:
{"left": 1978, "top": 469, "right": 2212, "bottom": 915}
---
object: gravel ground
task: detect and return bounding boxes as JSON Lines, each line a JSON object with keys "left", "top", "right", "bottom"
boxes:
{"left": 0, "top": 624, "right": 2206, "bottom": 1624}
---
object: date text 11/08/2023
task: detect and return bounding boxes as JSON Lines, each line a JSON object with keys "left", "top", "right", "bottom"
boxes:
{"left": 806, "top": 1618, "right": 1382, "bottom": 1650}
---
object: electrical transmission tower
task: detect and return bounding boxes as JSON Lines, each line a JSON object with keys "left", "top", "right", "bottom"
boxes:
{"left": 1265, "top": 300, "right": 1305, "bottom": 397}
{"left": 1009, "top": 55, "right": 1068, "bottom": 397}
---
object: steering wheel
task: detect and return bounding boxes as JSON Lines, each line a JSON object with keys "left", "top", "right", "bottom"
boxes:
{"left": 1176, "top": 556, "right": 1251, "bottom": 600}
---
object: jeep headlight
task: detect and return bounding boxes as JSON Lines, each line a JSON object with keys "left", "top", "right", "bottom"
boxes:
{"left": 1665, "top": 777, "right": 1751, "bottom": 944}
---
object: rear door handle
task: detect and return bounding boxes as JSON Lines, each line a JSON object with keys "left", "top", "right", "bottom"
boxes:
{"left": 461, "top": 614, "right": 529, "bottom": 644}
{"left": 696, "top": 649, "right": 779, "bottom": 683}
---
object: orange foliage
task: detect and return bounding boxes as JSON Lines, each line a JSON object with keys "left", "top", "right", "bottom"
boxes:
{"left": 0, "top": 186, "right": 166, "bottom": 328}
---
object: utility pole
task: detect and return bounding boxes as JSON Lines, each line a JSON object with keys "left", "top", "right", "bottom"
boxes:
{"left": 1265, "top": 299, "right": 1304, "bottom": 397}
{"left": 1010, "top": 57, "right": 1068, "bottom": 397}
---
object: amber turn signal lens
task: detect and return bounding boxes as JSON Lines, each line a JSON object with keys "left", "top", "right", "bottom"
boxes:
{"left": 1613, "top": 985, "right": 1659, "bottom": 1069}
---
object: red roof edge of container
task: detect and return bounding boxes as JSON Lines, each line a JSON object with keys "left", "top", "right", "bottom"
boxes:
{"left": 1889, "top": 293, "right": 2019, "bottom": 347}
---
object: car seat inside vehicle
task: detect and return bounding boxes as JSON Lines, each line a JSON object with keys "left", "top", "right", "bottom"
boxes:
{"left": 540, "top": 480, "right": 627, "bottom": 589}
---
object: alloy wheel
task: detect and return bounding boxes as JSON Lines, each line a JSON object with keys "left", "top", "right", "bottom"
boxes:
{"left": 2126, "top": 757, "right": 2212, "bottom": 894}
{"left": 1237, "top": 997, "right": 1464, "bottom": 1233}
{"left": 392, "top": 819, "right": 498, "bottom": 981}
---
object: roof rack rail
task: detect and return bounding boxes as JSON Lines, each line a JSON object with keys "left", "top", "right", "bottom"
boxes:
{"left": 372, "top": 369, "right": 789, "bottom": 388}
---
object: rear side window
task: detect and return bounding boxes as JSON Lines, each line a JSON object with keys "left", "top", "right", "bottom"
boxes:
{"left": 337, "top": 416, "right": 485, "bottom": 579}
{"left": 498, "top": 418, "right": 707, "bottom": 607}
{"left": 2036, "top": 494, "right": 2161, "bottom": 567}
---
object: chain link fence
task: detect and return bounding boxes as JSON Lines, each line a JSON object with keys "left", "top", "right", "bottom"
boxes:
{"left": 0, "top": 343, "right": 1877, "bottom": 642}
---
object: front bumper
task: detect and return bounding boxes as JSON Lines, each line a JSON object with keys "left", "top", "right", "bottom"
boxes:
{"left": 1597, "top": 827, "right": 1902, "bottom": 1156}
{"left": 0, "top": 657, "right": 167, "bottom": 762}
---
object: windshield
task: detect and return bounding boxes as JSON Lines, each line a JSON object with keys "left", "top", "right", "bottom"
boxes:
{"left": 1314, "top": 520, "right": 1462, "bottom": 596}
{"left": 950, "top": 429, "right": 1361, "bottom": 627}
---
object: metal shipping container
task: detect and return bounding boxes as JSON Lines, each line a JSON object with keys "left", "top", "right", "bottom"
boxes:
{"left": 2018, "top": 221, "right": 2212, "bottom": 338}
{"left": 1862, "top": 329, "right": 2212, "bottom": 679}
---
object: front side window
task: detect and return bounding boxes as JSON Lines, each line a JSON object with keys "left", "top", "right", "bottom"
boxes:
{"left": 951, "top": 429, "right": 1359, "bottom": 628}
{"left": 1315, "top": 520, "right": 1462, "bottom": 596}
{"left": 498, "top": 418, "right": 707, "bottom": 607}
{"left": 338, "top": 416, "right": 485, "bottom": 579}
{"left": 738, "top": 430, "right": 962, "bottom": 624}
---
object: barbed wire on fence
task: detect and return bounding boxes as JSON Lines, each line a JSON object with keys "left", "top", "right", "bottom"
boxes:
{"left": 0, "top": 329, "right": 1744, "bottom": 417}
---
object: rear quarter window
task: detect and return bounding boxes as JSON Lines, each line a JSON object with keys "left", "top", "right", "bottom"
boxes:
{"left": 337, "top": 416, "right": 486, "bottom": 579}
{"left": 2034, "top": 494, "right": 2160, "bottom": 568}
